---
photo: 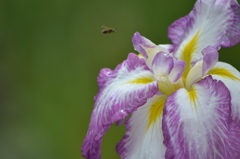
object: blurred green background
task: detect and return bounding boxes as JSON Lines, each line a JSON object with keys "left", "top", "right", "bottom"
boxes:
{"left": 1, "top": 0, "right": 240, "bottom": 159}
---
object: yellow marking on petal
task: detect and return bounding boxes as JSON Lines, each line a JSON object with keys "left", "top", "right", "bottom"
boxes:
{"left": 188, "top": 88, "right": 197, "bottom": 107}
{"left": 207, "top": 68, "right": 240, "bottom": 80}
{"left": 147, "top": 100, "right": 165, "bottom": 130}
{"left": 181, "top": 30, "right": 200, "bottom": 78}
{"left": 127, "top": 77, "right": 155, "bottom": 84}
{"left": 138, "top": 54, "right": 144, "bottom": 58}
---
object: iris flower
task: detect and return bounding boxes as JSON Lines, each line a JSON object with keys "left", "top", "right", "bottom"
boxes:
{"left": 82, "top": 0, "right": 240, "bottom": 158}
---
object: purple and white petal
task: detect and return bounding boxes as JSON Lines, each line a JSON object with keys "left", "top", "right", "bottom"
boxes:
{"left": 168, "top": 59, "right": 186, "bottom": 83}
{"left": 202, "top": 46, "right": 219, "bottom": 75}
{"left": 132, "top": 32, "right": 157, "bottom": 58}
{"left": 169, "top": 0, "right": 240, "bottom": 65}
{"left": 221, "top": 0, "right": 240, "bottom": 47}
{"left": 152, "top": 52, "right": 174, "bottom": 79}
{"left": 117, "top": 94, "right": 167, "bottom": 159}
{"left": 132, "top": 32, "right": 169, "bottom": 68}
{"left": 162, "top": 76, "right": 240, "bottom": 159}
{"left": 168, "top": 15, "right": 190, "bottom": 46}
{"left": 81, "top": 53, "right": 158, "bottom": 159}
{"left": 206, "top": 62, "right": 240, "bottom": 124}
{"left": 185, "top": 46, "right": 218, "bottom": 88}
{"left": 158, "top": 44, "right": 175, "bottom": 53}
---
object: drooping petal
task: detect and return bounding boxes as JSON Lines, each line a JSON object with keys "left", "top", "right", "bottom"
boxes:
{"left": 168, "top": 0, "right": 240, "bottom": 76}
{"left": 81, "top": 53, "right": 158, "bottom": 159}
{"left": 152, "top": 52, "right": 174, "bottom": 79}
{"left": 117, "top": 94, "right": 167, "bottom": 159}
{"left": 162, "top": 76, "right": 240, "bottom": 159}
{"left": 206, "top": 62, "right": 240, "bottom": 124}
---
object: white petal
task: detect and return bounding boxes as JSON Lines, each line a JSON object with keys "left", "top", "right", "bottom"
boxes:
{"left": 117, "top": 95, "right": 167, "bottom": 159}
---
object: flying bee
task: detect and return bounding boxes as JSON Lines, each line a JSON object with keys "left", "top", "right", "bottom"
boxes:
{"left": 102, "top": 26, "right": 116, "bottom": 34}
